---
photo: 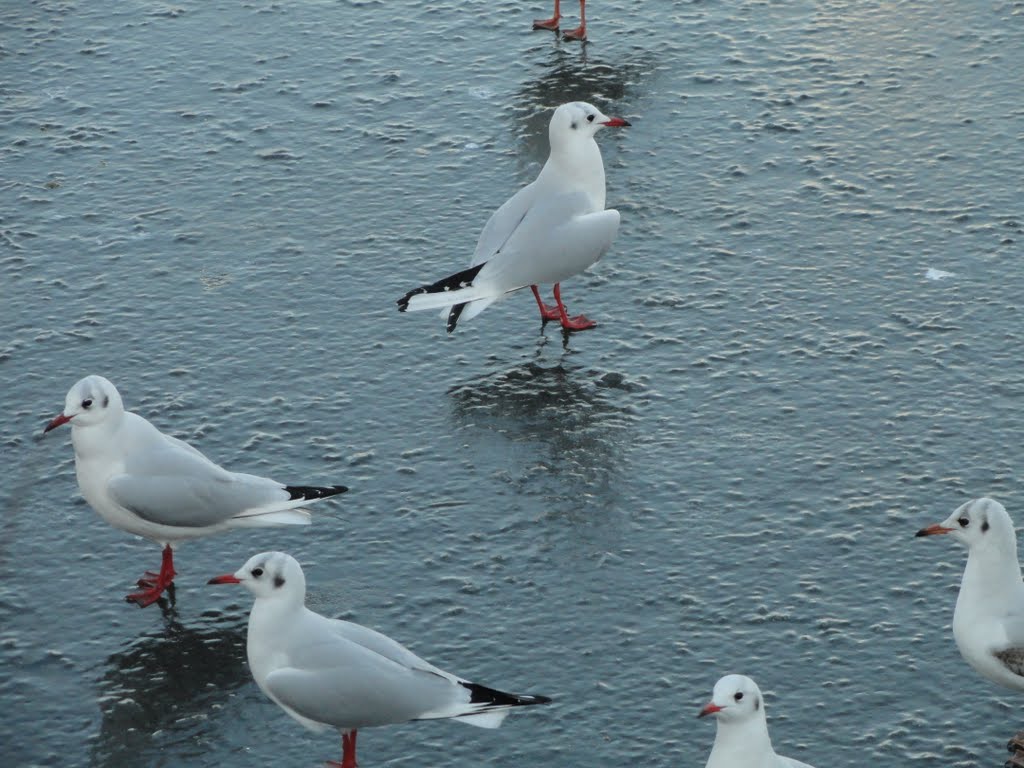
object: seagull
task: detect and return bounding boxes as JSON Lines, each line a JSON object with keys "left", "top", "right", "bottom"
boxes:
{"left": 43, "top": 375, "right": 348, "bottom": 608}
{"left": 209, "top": 551, "right": 551, "bottom": 767}
{"left": 532, "top": 0, "right": 588, "bottom": 41}
{"left": 397, "top": 101, "right": 629, "bottom": 333}
{"left": 698, "top": 674, "right": 816, "bottom": 768}
{"left": 916, "top": 497, "right": 1024, "bottom": 693}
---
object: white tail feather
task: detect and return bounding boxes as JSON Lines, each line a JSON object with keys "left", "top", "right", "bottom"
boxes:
{"left": 404, "top": 286, "right": 499, "bottom": 313}
{"left": 454, "top": 709, "right": 511, "bottom": 729}
{"left": 461, "top": 296, "right": 500, "bottom": 322}
{"left": 229, "top": 509, "right": 311, "bottom": 527}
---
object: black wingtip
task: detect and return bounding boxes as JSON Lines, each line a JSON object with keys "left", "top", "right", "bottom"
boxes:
{"left": 397, "top": 263, "right": 487, "bottom": 318}
{"left": 446, "top": 302, "right": 467, "bottom": 334}
{"left": 284, "top": 484, "right": 349, "bottom": 501}
{"left": 461, "top": 682, "right": 552, "bottom": 707}
{"left": 397, "top": 289, "right": 420, "bottom": 312}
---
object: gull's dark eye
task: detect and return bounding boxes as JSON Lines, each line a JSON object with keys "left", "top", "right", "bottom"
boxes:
{"left": 82, "top": 398, "right": 93, "bottom": 409}
{"left": 734, "top": 692, "right": 744, "bottom": 702}
{"left": 958, "top": 517, "right": 969, "bottom": 527}
{"left": 586, "top": 114, "right": 595, "bottom": 122}
{"left": 252, "top": 567, "right": 264, "bottom": 577}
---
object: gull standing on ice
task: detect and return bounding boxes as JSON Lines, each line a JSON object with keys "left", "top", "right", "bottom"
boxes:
{"left": 698, "top": 674, "right": 816, "bottom": 768}
{"left": 209, "top": 551, "right": 551, "bottom": 767}
{"left": 398, "top": 101, "right": 629, "bottom": 333}
{"left": 43, "top": 375, "right": 348, "bottom": 607}
{"left": 532, "top": 0, "right": 589, "bottom": 41}
{"left": 916, "top": 497, "right": 1024, "bottom": 693}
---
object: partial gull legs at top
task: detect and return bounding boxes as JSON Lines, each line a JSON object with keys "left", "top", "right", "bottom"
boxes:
{"left": 532, "top": 0, "right": 588, "bottom": 41}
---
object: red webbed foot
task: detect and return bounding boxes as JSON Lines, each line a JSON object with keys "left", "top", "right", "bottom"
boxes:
{"left": 125, "top": 582, "right": 173, "bottom": 608}
{"left": 125, "top": 545, "right": 177, "bottom": 607}
{"left": 562, "top": 24, "right": 587, "bottom": 41}
{"left": 531, "top": 285, "right": 562, "bottom": 322}
{"left": 551, "top": 284, "right": 596, "bottom": 331}
{"left": 560, "top": 313, "right": 596, "bottom": 331}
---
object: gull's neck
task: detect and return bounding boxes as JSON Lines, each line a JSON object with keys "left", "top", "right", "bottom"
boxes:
{"left": 70, "top": 410, "right": 125, "bottom": 460}
{"left": 959, "top": 538, "right": 1024, "bottom": 609}
{"left": 248, "top": 593, "right": 306, "bottom": 642}
{"left": 542, "top": 136, "right": 607, "bottom": 210}
{"left": 707, "top": 715, "right": 776, "bottom": 768}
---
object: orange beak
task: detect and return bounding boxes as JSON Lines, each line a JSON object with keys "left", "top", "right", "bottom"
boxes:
{"left": 43, "top": 413, "right": 72, "bottom": 434}
{"left": 207, "top": 574, "right": 241, "bottom": 585}
{"left": 915, "top": 524, "right": 955, "bottom": 538}
{"left": 698, "top": 702, "right": 724, "bottom": 718}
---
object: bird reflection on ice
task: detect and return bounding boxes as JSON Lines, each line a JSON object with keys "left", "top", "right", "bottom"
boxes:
{"left": 89, "top": 614, "right": 248, "bottom": 768}
{"left": 447, "top": 356, "right": 643, "bottom": 523}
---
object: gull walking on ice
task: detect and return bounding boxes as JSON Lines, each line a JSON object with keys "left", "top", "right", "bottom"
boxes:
{"left": 209, "top": 551, "right": 551, "bottom": 767}
{"left": 43, "top": 375, "right": 347, "bottom": 607}
{"left": 698, "top": 674, "right": 816, "bottom": 768}
{"left": 398, "top": 101, "right": 629, "bottom": 334}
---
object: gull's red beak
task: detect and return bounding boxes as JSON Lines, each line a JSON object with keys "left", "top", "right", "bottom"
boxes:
{"left": 915, "top": 523, "right": 955, "bottom": 537}
{"left": 698, "top": 702, "right": 723, "bottom": 718}
{"left": 207, "top": 574, "right": 241, "bottom": 585}
{"left": 43, "top": 413, "right": 72, "bottom": 434}
{"left": 601, "top": 117, "right": 631, "bottom": 128}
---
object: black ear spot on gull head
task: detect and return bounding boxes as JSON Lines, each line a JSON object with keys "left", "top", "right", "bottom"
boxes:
{"left": 570, "top": 121, "right": 578, "bottom": 130}
{"left": 274, "top": 575, "right": 285, "bottom": 588}
{"left": 754, "top": 695, "right": 760, "bottom": 711}
{"left": 982, "top": 520, "right": 990, "bottom": 532}
{"left": 103, "top": 395, "right": 109, "bottom": 407}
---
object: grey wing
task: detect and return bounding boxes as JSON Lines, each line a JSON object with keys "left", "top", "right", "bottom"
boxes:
{"left": 328, "top": 619, "right": 454, "bottom": 680}
{"left": 470, "top": 181, "right": 540, "bottom": 267}
{"left": 478, "top": 190, "right": 619, "bottom": 290}
{"left": 109, "top": 442, "right": 287, "bottom": 528}
{"left": 265, "top": 649, "right": 458, "bottom": 729}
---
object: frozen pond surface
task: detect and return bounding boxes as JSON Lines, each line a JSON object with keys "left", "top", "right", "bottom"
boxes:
{"left": 3, "top": 1, "right": 1024, "bottom": 766}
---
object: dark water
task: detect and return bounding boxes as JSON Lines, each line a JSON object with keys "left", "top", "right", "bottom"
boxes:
{"left": 3, "top": 0, "right": 1023, "bottom": 766}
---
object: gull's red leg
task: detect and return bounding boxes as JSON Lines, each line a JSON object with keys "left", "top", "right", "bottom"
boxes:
{"left": 554, "top": 283, "right": 596, "bottom": 331}
{"left": 531, "top": 285, "right": 561, "bottom": 322}
{"left": 533, "top": 0, "right": 561, "bottom": 30}
{"left": 562, "top": 0, "right": 587, "bottom": 40}
{"left": 327, "top": 730, "right": 358, "bottom": 768}
{"left": 126, "top": 544, "right": 176, "bottom": 607}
